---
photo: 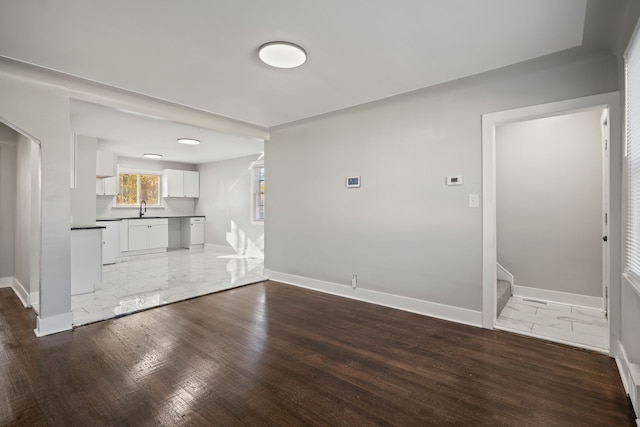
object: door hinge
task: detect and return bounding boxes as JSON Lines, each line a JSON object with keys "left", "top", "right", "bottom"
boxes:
{"left": 605, "top": 139, "right": 608, "bottom": 150}
{"left": 605, "top": 212, "right": 608, "bottom": 224}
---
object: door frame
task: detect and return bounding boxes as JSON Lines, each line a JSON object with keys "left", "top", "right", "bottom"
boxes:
{"left": 481, "top": 92, "right": 621, "bottom": 355}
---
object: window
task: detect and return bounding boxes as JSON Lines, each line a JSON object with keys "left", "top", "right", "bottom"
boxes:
{"left": 252, "top": 164, "right": 264, "bottom": 222}
{"left": 116, "top": 171, "right": 160, "bottom": 206}
{"left": 625, "top": 27, "right": 640, "bottom": 286}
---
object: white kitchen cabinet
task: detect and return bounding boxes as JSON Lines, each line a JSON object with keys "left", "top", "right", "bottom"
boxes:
{"left": 95, "top": 176, "right": 118, "bottom": 196}
{"left": 120, "top": 219, "right": 129, "bottom": 252}
{"left": 70, "top": 228, "right": 103, "bottom": 295}
{"left": 96, "top": 150, "right": 117, "bottom": 178}
{"left": 97, "top": 221, "right": 120, "bottom": 264}
{"left": 128, "top": 218, "right": 168, "bottom": 251}
{"left": 162, "top": 169, "right": 199, "bottom": 198}
{"left": 184, "top": 171, "right": 200, "bottom": 197}
{"left": 180, "top": 217, "right": 205, "bottom": 249}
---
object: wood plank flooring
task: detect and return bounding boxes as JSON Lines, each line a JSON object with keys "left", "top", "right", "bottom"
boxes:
{"left": 0, "top": 281, "right": 635, "bottom": 426}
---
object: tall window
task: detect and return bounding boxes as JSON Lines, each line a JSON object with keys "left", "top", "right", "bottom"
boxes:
{"left": 116, "top": 171, "right": 160, "bottom": 206}
{"left": 252, "top": 164, "right": 264, "bottom": 222}
{"left": 625, "top": 27, "right": 640, "bottom": 286}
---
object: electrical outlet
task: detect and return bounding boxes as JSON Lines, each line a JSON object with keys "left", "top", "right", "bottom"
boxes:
{"left": 351, "top": 274, "right": 357, "bottom": 288}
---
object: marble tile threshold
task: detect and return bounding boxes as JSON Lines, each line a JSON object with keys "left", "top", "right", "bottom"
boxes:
{"left": 494, "top": 322, "right": 608, "bottom": 355}
{"left": 72, "top": 278, "right": 269, "bottom": 329}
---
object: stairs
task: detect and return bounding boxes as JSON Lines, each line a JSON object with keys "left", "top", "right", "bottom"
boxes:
{"left": 497, "top": 280, "right": 512, "bottom": 316}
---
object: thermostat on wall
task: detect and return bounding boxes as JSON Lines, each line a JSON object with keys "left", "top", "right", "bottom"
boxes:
{"left": 446, "top": 175, "right": 464, "bottom": 186}
{"left": 346, "top": 176, "right": 361, "bottom": 188}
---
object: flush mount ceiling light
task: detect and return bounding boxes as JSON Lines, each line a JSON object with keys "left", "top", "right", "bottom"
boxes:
{"left": 143, "top": 153, "right": 163, "bottom": 159}
{"left": 258, "top": 42, "right": 307, "bottom": 68}
{"left": 177, "top": 138, "right": 200, "bottom": 145}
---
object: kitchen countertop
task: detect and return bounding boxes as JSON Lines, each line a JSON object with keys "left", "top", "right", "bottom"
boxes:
{"left": 71, "top": 225, "right": 107, "bottom": 230}
{"left": 97, "top": 215, "right": 205, "bottom": 221}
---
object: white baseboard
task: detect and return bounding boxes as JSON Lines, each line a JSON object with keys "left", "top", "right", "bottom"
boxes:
{"left": 11, "top": 278, "right": 29, "bottom": 308}
{"left": 35, "top": 311, "right": 73, "bottom": 337}
{"left": 614, "top": 341, "right": 640, "bottom": 420}
{"left": 512, "top": 284, "right": 603, "bottom": 309}
{"left": 29, "top": 291, "right": 39, "bottom": 306}
{"left": 269, "top": 271, "right": 483, "bottom": 327}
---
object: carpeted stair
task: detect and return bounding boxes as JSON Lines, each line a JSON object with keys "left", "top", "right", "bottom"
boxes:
{"left": 497, "top": 280, "right": 512, "bottom": 316}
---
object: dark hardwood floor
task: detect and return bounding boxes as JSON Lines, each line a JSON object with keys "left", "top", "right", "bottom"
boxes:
{"left": 0, "top": 281, "right": 635, "bottom": 426}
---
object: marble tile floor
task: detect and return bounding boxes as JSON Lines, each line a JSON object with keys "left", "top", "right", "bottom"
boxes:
{"left": 71, "top": 246, "right": 266, "bottom": 326}
{"left": 495, "top": 296, "right": 608, "bottom": 353}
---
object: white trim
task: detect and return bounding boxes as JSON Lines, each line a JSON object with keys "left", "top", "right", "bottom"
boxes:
{"left": 496, "top": 263, "right": 514, "bottom": 285}
{"left": 511, "top": 285, "right": 603, "bottom": 310}
{"left": 269, "top": 271, "right": 482, "bottom": 327}
{"left": 29, "top": 291, "right": 39, "bottom": 306}
{"left": 0, "top": 276, "right": 12, "bottom": 287}
{"left": 35, "top": 311, "right": 73, "bottom": 337}
{"left": 11, "top": 278, "right": 29, "bottom": 308}
{"left": 482, "top": 92, "right": 622, "bottom": 358}
{"left": 614, "top": 340, "right": 640, "bottom": 419}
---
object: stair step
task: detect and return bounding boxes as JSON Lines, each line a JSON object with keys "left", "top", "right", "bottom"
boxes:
{"left": 496, "top": 280, "right": 512, "bottom": 316}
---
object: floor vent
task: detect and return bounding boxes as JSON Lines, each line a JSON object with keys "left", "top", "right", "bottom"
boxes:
{"left": 522, "top": 298, "right": 548, "bottom": 305}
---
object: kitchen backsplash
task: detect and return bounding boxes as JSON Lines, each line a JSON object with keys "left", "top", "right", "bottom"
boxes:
{"left": 96, "top": 196, "right": 196, "bottom": 219}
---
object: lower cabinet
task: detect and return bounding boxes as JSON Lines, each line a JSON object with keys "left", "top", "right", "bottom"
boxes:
{"left": 180, "top": 217, "right": 205, "bottom": 249}
{"left": 97, "top": 221, "right": 120, "bottom": 265}
{"left": 128, "top": 218, "right": 169, "bottom": 251}
{"left": 70, "top": 228, "right": 102, "bottom": 295}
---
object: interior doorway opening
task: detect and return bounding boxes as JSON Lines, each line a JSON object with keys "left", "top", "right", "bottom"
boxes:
{"left": 481, "top": 92, "right": 621, "bottom": 354}
{"left": 0, "top": 117, "right": 42, "bottom": 314}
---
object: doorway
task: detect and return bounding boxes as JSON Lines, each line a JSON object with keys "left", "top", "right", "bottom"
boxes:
{"left": 481, "top": 92, "right": 621, "bottom": 355}
{"left": 0, "top": 118, "right": 42, "bottom": 312}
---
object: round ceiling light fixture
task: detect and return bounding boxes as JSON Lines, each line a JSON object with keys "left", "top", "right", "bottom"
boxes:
{"left": 177, "top": 138, "right": 200, "bottom": 145}
{"left": 143, "top": 153, "right": 163, "bottom": 159}
{"left": 258, "top": 41, "right": 307, "bottom": 69}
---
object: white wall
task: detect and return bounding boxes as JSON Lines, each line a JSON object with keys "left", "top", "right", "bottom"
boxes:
{"left": 266, "top": 49, "right": 618, "bottom": 315}
{"left": 496, "top": 109, "right": 603, "bottom": 297}
{"left": 195, "top": 154, "right": 264, "bottom": 254}
{"left": 70, "top": 135, "right": 97, "bottom": 226}
{"left": 0, "top": 125, "right": 17, "bottom": 277}
{"left": 96, "top": 156, "right": 197, "bottom": 219}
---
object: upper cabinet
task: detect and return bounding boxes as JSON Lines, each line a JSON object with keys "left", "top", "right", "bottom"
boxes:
{"left": 96, "top": 150, "right": 117, "bottom": 178}
{"left": 96, "top": 176, "right": 118, "bottom": 196}
{"left": 162, "top": 169, "right": 199, "bottom": 198}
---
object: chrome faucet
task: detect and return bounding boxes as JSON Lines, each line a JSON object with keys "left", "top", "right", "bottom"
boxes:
{"left": 139, "top": 200, "right": 147, "bottom": 217}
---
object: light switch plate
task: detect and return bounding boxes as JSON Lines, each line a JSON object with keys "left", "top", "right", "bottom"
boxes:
{"left": 469, "top": 194, "right": 480, "bottom": 208}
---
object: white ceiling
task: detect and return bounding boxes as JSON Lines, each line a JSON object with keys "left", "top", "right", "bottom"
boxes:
{"left": 1, "top": 0, "right": 588, "bottom": 129}
{"left": 70, "top": 100, "right": 263, "bottom": 164}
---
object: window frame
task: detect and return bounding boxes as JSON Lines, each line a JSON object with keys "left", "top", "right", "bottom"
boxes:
{"left": 624, "top": 21, "right": 640, "bottom": 293}
{"left": 114, "top": 168, "right": 163, "bottom": 208}
{"left": 251, "top": 162, "right": 264, "bottom": 225}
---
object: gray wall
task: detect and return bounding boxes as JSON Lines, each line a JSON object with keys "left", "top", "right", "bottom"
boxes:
{"left": 266, "top": 49, "right": 618, "bottom": 312}
{"left": 0, "top": 73, "right": 72, "bottom": 323}
{"left": 0, "top": 124, "right": 17, "bottom": 277}
{"left": 96, "top": 156, "right": 197, "bottom": 219}
{"left": 496, "top": 110, "right": 603, "bottom": 296}
{"left": 195, "top": 154, "right": 264, "bottom": 254}
{"left": 14, "top": 134, "right": 32, "bottom": 292}
{"left": 70, "top": 135, "right": 97, "bottom": 226}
